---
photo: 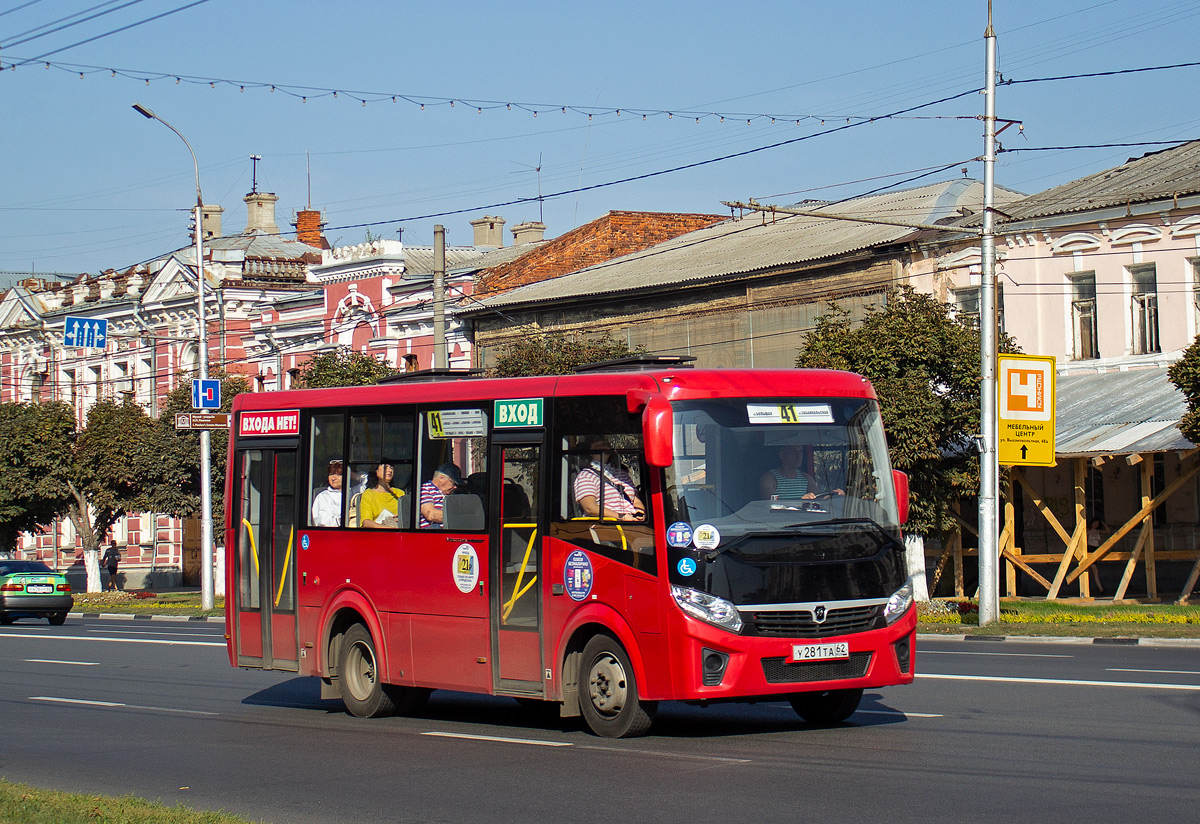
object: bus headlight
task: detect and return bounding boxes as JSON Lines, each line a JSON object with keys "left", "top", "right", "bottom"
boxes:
{"left": 884, "top": 581, "right": 914, "bottom": 625}
{"left": 671, "top": 585, "right": 743, "bottom": 634}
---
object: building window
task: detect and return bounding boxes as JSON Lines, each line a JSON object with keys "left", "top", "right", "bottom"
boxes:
{"left": 1192, "top": 260, "right": 1200, "bottom": 334}
{"left": 1069, "top": 271, "right": 1098, "bottom": 360}
{"left": 953, "top": 286, "right": 979, "bottom": 323}
{"left": 1130, "top": 263, "right": 1160, "bottom": 355}
{"left": 404, "top": 354, "right": 419, "bottom": 372}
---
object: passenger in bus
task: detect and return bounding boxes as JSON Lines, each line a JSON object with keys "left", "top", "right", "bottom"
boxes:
{"left": 574, "top": 439, "right": 645, "bottom": 521}
{"left": 360, "top": 462, "right": 406, "bottom": 528}
{"left": 311, "top": 460, "right": 345, "bottom": 527}
{"left": 760, "top": 445, "right": 842, "bottom": 500}
{"left": 419, "top": 463, "right": 461, "bottom": 528}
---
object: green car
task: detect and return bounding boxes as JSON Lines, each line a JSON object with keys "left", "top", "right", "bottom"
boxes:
{"left": 0, "top": 560, "right": 74, "bottom": 625}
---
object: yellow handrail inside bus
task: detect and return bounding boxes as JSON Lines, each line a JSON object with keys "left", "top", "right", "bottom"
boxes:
{"left": 274, "top": 527, "right": 294, "bottom": 607}
{"left": 241, "top": 518, "right": 260, "bottom": 575}
{"left": 501, "top": 524, "right": 537, "bottom": 623}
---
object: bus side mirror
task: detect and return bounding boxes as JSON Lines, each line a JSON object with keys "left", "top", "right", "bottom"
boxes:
{"left": 892, "top": 470, "right": 910, "bottom": 525}
{"left": 628, "top": 390, "right": 673, "bottom": 468}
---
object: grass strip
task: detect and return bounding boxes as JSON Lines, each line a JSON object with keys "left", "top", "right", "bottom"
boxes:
{"left": 0, "top": 780, "right": 261, "bottom": 824}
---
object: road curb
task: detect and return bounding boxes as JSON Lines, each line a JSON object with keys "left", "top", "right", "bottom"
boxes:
{"left": 70, "top": 612, "right": 225, "bottom": 623}
{"left": 917, "top": 632, "right": 1200, "bottom": 647}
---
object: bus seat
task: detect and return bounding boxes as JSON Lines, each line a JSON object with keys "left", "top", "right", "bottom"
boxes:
{"left": 444, "top": 493, "right": 485, "bottom": 531}
{"left": 397, "top": 494, "right": 412, "bottom": 529}
{"left": 348, "top": 491, "right": 363, "bottom": 528}
{"left": 502, "top": 478, "right": 531, "bottom": 520}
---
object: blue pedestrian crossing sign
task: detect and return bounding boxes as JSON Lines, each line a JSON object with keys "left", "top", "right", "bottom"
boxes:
{"left": 63, "top": 316, "right": 108, "bottom": 349}
{"left": 192, "top": 379, "right": 221, "bottom": 410}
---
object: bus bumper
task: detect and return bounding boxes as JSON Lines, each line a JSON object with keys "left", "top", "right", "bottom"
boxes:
{"left": 663, "top": 605, "right": 916, "bottom": 701}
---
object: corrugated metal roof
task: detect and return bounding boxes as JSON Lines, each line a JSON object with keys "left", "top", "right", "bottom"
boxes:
{"left": 171, "top": 231, "right": 322, "bottom": 264}
{"left": 474, "top": 180, "right": 1018, "bottom": 310}
{"left": 1055, "top": 367, "right": 1194, "bottom": 457}
{"left": 996, "top": 140, "right": 1200, "bottom": 224}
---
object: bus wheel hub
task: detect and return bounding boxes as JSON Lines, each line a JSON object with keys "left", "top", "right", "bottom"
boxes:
{"left": 587, "top": 653, "right": 627, "bottom": 715}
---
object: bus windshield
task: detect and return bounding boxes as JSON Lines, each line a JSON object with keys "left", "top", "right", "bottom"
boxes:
{"left": 663, "top": 397, "right": 900, "bottom": 542}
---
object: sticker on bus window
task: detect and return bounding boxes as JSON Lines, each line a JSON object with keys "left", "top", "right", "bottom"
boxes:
{"left": 238, "top": 409, "right": 301, "bottom": 437}
{"left": 494, "top": 398, "right": 544, "bottom": 428}
{"left": 452, "top": 544, "right": 479, "bottom": 593}
{"left": 746, "top": 403, "right": 834, "bottom": 425}
{"left": 564, "top": 550, "right": 593, "bottom": 601}
{"left": 427, "top": 409, "right": 486, "bottom": 439}
{"left": 693, "top": 524, "right": 721, "bottom": 550}
{"left": 666, "top": 522, "right": 694, "bottom": 548}
{"left": 677, "top": 557, "right": 698, "bottom": 577}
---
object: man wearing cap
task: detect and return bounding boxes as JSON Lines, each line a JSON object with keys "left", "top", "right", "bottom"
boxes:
{"left": 311, "top": 460, "right": 345, "bottom": 527}
{"left": 419, "top": 463, "right": 462, "bottom": 528}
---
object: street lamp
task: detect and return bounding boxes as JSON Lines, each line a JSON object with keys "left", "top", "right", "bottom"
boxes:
{"left": 133, "top": 103, "right": 215, "bottom": 611}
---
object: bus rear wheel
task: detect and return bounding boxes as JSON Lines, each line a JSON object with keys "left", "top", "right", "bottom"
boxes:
{"left": 579, "top": 634, "right": 656, "bottom": 738}
{"left": 338, "top": 624, "right": 396, "bottom": 718}
{"left": 789, "top": 688, "right": 863, "bottom": 724}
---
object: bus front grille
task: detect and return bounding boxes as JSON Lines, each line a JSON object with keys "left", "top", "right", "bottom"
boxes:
{"left": 746, "top": 605, "right": 881, "bottom": 637}
{"left": 761, "top": 652, "right": 872, "bottom": 684}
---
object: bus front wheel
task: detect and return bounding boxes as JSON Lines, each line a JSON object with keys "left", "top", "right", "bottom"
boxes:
{"left": 789, "top": 688, "right": 863, "bottom": 724}
{"left": 579, "top": 633, "right": 656, "bottom": 738}
{"left": 338, "top": 624, "right": 396, "bottom": 718}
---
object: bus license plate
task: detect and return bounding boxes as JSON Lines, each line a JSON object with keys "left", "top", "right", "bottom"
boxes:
{"left": 792, "top": 642, "right": 849, "bottom": 662}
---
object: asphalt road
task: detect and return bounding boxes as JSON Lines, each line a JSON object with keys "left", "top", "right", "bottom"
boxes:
{"left": 1, "top": 618, "right": 1198, "bottom": 824}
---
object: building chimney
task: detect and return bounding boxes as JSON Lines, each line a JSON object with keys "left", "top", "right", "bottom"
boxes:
{"left": 511, "top": 221, "right": 546, "bottom": 245}
{"left": 201, "top": 204, "right": 224, "bottom": 240}
{"left": 470, "top": 215, "right": 506, "bottom": 248}
{"left": 243, "top": 191, "right": 280, "bottom": 235}
{"left": 293, "top": 208, "right": 330, "bottom": 249}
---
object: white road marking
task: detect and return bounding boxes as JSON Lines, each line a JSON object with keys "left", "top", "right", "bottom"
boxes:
{"left": 921, "top": 650, "right": 1072, "bottom": 658}
{"left": 0, "top": 632, "right": 223, "bottom": 647}
{"left": 30, "top": 696, "right": 217, "bottom": 715}
{"left": 422, "top": 731, "right": 572, "bottom": 747}
{"left": 919, "top": 673, "right": 1200, "bottom": 691}
{"left": 25, "top": 659, "right": 99, "bottom": 666}
{"left": 1107, "top": 668, "right": 1200, "bottom": 676}
{"left": 856, "top": 709, "right": 943, "bottom": 718}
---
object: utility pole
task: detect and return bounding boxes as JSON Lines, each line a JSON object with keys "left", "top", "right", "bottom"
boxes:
{"left": 978, "top": 3, "right": 1000, "bottom": 626}
{"left": 133, "top": 103, "right": 214, "bottom": 612}
{"left": 433, "top": 225, "right": 447, "bottom": 369}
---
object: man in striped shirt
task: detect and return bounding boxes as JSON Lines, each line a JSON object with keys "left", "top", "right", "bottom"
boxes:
{"left": 573, "top": 439, "right": 645, "bottom": 522}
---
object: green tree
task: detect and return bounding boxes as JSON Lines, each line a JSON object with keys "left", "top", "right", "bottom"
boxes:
{"left": 1168, "top": 339, "right": 1200, "bottom": 444}
{"left": 63, "top": 397, "right": 162, "bottom": 591}
{"left": 796, "top": 288, "right": 1018, "bottom": 597}
{"left": 292, "top": 347, "right": 398, "bottom": 388}
{"left": 490, "top": 330, "right": 640, "bottom": 377}
{"left": 0, "top": 401, "right": 75, "bottom": 555}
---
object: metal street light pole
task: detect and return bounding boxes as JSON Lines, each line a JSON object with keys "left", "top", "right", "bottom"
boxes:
{"left": 133, "top": 103, "right": 214, "bottom": 611}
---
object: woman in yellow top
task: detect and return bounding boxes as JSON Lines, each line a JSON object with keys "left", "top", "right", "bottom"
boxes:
{"left": 360, "top": 463, "right": 405, "bottom": 528}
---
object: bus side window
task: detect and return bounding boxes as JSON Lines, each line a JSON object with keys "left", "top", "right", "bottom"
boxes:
{"left": 551, "top": 396, "right": 655, "bottom": 574}
{"left": 348, "top": 409, "right": 416, "bottom": 529}
{"left": 308, "top": 413, "right": 346, "bottom": 528}
{"left": 418, "top": 407, "right": 488, "bottom": 531}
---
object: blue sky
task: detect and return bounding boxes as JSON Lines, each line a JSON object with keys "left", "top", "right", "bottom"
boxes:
{"left": 2, "top": 0, "right": 1198, "bottom": 274}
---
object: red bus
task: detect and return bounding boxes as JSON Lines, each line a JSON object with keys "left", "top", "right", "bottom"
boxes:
{"left": 225, "top": 362, "right": 915, "bottom": 737}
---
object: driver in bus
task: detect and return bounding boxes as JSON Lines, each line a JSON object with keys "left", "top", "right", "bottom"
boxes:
{"left": 760, "top": 445, "right": 843, "bottom": 500}
{"left": 574, "top": 439, "right": 645, "bottom": 522}
{"left": 361, "top": 462, "right": 406, "bottom": 528}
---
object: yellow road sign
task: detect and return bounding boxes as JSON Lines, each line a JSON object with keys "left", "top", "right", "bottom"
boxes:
{"left": 998, "top": 354, "right": 1056, "bottom": 466}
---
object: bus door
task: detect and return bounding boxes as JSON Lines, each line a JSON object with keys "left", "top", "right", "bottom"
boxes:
{"left": 234, "top": 447, "right": 299, "bottom": 671}
{"left": 490, "top": 433, "right": 545, "bottom": 693}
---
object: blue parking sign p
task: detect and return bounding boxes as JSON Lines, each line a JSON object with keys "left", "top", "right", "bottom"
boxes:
{"left": 192, "top": 379, "right": 221, "bottom": 410}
